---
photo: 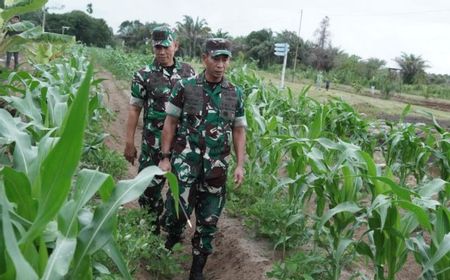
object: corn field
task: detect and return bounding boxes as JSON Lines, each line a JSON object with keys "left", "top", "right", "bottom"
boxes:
{"left": 226, "top": 66, "right": 450, "bottom": 280}
{"left": 1, "top": 33, "right": 449, "bottom": 279}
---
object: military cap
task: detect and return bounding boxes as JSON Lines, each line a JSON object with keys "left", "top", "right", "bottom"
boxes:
{"left": 204, "top": 38, "right": 232, "bottom": 57}
{"left": 152, "top": 26, "right": 176, "bottom": 47}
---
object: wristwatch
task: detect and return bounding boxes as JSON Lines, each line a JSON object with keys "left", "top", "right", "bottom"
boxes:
{"left": 159, "top": 151, "right": 172, "bottom": 160}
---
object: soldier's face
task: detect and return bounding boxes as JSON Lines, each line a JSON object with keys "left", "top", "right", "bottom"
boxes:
{"left": 153, "top": 42, "right": 178, "bottom": 67}
{"left": 203, "top": 54, "right": 230, "bottom": 82}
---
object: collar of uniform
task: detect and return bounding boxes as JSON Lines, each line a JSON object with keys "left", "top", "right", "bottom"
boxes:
{"left": 197, "top": 70, "right": 231, "bottom": 88}
{"left": 151, "top": 57, "right": 182, "bottom": 71}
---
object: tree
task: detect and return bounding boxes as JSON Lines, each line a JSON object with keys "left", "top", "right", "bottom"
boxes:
{"left": 45, "top": 11, "right": 114, "bottom": 47}
{"left": 308, "top": 46, "right": 339, "bottom": 72}
{"left": 364, "top": 58, "right": 386, "bottom": 79}
{"left": 211, "top": 28, "right": 231, "bottom": 39}
{"left": 394, "top": 52, "right": 428, "bottom": 84}
{"left": 314, "top": 16, "right": 331, "bottom": 49}
{"left": 311, "top": 16, "right": 334, "bottom": 71}
{"left": 176, "top": 15, "right": 211, "bottom": 58}
{"left": 275, "top": 30, "right": 305, "bottom": 68}
{"left": 245, "top": 29, "right": 274, "bottom": 69}
{"left": 118, "top": 20, "right": 162, "bottom": 51}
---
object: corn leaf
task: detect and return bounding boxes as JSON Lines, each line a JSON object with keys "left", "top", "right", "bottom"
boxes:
{"left": 0, "top": 183, "right": 38, "bottom": 280}
{"left": 1, "top": 167, "right": 35, "bottom": 221}
{"left": 21, "top": 64, "right": 93, "bottom": 244}
{"left": 319, "top": 202, "right": 361, "bottom": 230}
{"left": 71, "top": 166, "right": 165, "bottom": 278}
{"left": 41, "top": 234, "right": 76, "bottom": 280}
{"left": 0, "top": 109, "right": 35, "bottom": 175}
{"left": 397, "top": 200, "right": 432, "bottom": 232}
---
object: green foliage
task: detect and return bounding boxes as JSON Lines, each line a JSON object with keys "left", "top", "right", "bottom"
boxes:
{"left": 245, "top": 198, "right": 310, "bottom": 250}
{"left": 226, "top": 64, "right": 450, "bottom": 280}
{"left": 245, "top": 29, "right": 275, "bottom": 69}
{"left": 267, "top": 252, "right": 328, "bottom": 280}
{"left": 395, "top": 52, "right": 428, "bottom": 85}
{"left": 81, "top": 144, "right": 127, "bottom": 180}
{"left": 90, "top": 46, "right": 151, "bottom": 80}
{"left": 44, "top": 10, "right": 114, "bottom": 47}
{"left": 93, "top": 207, "right": 185, "bottom": 279}
{"left": 176, "top": 15, "right": 211, "bottom": 58}
{"left": 0, "top": 46, "right": 180, "bottom": 279}
{"left": 117, "top": 20, "right": 161, "bottom": 51}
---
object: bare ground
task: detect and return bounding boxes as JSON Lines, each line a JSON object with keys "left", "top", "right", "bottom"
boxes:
{"left": 98, "top": 69, "right": 273, "bottom": 280}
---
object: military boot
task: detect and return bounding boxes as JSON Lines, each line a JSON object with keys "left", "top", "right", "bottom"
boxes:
{"left": 189, "top": 253, "right": 208, "bottom": 280}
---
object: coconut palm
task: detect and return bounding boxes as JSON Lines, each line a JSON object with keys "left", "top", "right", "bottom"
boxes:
{"left": 211, "top": 28, "right": 231, "bottom": 39}
{"left": 394, "top": 52, "right": 428, "bottom": 84}
{"left": 176, "top": 15, "right": 211, "bottom": 58}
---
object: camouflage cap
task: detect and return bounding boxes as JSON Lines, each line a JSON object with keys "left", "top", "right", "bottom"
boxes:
{"left": 152, "top": 26, "right": 176, "bottom": 47}
{"left": 204, "top": 38, "right": 232, "bottom": 57}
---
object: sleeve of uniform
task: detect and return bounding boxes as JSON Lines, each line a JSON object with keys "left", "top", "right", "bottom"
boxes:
{"left": 166, "top": 80, "right": 184, "bottom": 118}
{"left": 129, "top": 70, "right": 145, "bottom": 107}
{"left": 233, "top": 86, "right": 247, "bottom": 128}
{"left": 188, "top": 65, "right": 196, "bottom": 77}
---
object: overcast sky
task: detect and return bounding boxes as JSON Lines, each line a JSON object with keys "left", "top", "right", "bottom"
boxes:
{"left": 47, "top": 0, "right": 450, "bottom": 74}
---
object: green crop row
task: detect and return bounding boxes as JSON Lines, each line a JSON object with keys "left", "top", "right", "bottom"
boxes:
{"left": 227, "top": 66, "right": 450, "bottom": 280}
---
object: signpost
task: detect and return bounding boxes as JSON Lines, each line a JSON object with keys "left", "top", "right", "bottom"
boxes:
{"left": 274, "top": 43, "right": 289, "bottom": 88}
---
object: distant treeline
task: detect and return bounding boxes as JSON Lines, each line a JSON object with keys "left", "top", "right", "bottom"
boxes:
{"left": 22, "top": 11, "right": 450, "bottom": 98}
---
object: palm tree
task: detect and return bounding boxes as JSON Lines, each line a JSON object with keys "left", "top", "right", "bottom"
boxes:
{"left": 394, "top": 52, "right": 428, "bottom": 84}
{"left": 176, "top": 15, "right": 211, "bottom": 58}
{"left": 211, "top": 28, "right": 231, "bottom": 39}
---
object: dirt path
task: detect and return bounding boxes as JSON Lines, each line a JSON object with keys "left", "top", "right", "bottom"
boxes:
{"left": 98, "top": 69, "right": 273, "bottom": 280}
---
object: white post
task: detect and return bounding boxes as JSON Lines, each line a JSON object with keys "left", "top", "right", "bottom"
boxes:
{"left": 280, "top": 51, "right": 288, "bottom": 89}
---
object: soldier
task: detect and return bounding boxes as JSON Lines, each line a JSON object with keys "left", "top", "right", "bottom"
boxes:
{"left": 5, "top": 15, "right": 21, "bottom": 69}
{"left": 159, "top": 38, "right": 246, "bottom": 280}
{"left": 124, "top": 26, "right": 195, "bottom": 235}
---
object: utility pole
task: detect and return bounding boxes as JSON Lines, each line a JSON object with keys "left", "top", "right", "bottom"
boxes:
{"left": 42, "top": 4, "right": 65, "bottom": 31}
{"left": 292, "top": 9, "right": 303, "bottom": 82}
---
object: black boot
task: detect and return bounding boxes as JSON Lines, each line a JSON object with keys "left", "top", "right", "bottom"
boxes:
{"left": 189, "top": 253, "right": 208, "bottom": 280}
{"left": 165, "top": 234, "right": 181, "bottom": 251}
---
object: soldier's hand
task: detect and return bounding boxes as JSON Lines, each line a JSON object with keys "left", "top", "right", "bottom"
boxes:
{"left": 159, "top": 158, "right": 172, "bottom": 172}
{"left": 233, "top": 166, "right": 244, "bottom": 187}
{"left": 124, "top": 143, "right": 137, "bottom": 165}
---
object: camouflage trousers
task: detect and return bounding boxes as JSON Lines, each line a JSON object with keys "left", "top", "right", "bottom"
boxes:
{"left": 138, "top": 127, "right": 165, "bottom": 233}
{"left": 161, "top": 151, "right": 228, "bottom": 255}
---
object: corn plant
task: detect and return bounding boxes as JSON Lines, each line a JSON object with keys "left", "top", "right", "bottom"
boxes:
{"left": 406, "top": 179, "right": 450, "bottom": 280}
{"left": 0, "top": 62, "right": 179, "bottom": 279}
{"left": 357, "top": 153, "right": 447, "bottom": 280}
{"left": 90, "top": 47, "right": 152, "bottom": 80}
{"left": 381, "top": 105, "right": 439, "bottom": 185}
{"left": 431, "top": 117, "right": 450, "bottom": 181}
{"left": 303, "top": 139, "right": 366, "bottom": 280}
{"left": 407, "top": 206, "right": 450, "bottom": 280}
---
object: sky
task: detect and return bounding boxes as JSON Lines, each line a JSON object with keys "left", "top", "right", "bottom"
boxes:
{"left": 46, "top": 0, "right": 450, "bottom": 74}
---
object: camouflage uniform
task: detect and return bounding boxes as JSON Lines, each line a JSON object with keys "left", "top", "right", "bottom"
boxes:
{"left": 162, "top": 71, "right": 246, "bottom": 255}
{"left": 130, "top": 58, "right": 195, "bottom": 226}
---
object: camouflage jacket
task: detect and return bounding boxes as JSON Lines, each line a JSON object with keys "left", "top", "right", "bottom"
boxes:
{"left": 130, "top": 58, "right": 195, "bottom": 131}
{"left": 166, "top": 71, "right": 246, "bottom": 157}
